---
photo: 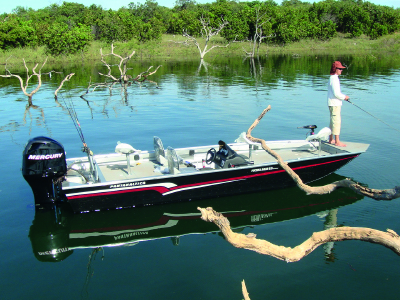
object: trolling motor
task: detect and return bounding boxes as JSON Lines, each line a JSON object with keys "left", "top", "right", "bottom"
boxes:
{"left": 298, "top": 125, "right": 317, "bottom": 137}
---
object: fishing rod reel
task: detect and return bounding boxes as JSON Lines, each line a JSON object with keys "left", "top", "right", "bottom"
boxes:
{"left": 81, "top": 143, "right": 93, "bottom": 156}
{"left": 81, "top": 143, "right": 98, "bottom": 182}
{"left": 298, "top": 125, "right": 317, "bottom": 138}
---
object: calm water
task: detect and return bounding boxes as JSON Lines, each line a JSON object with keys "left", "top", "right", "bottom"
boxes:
{"left": 1, "top": 54, "right": 400, "bottom": 299}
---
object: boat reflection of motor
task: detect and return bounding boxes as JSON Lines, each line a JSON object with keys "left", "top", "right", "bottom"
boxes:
{"left": 28, "top": 174, "right": 365, "bottom": 262}
{"left": 29, "top": 205, "right": 74, "bottom": 262}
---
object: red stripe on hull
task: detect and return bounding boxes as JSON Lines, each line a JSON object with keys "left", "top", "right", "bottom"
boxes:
{"left": 66, "top": 155, "right": 357, "bottom": 200}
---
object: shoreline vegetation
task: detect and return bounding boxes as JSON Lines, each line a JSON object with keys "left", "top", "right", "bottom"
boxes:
{"left": 1, "top": 32, "right": 400, "bottom": 66}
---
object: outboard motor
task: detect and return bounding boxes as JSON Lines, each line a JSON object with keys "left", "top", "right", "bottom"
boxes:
{"left": 22, "top": 136, "right": 67, "bottom": 207}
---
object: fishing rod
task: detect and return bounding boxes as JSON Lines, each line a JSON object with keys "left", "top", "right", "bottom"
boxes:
{"left": 346, "top": 99, "right": 400, "bottom": 134}
{"left": 60, "top": 91, "right": 98, "bottom": 182}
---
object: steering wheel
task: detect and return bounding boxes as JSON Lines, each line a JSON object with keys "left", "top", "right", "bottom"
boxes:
{"left": 206, "top": 148, "right": 216, "bottom": 165}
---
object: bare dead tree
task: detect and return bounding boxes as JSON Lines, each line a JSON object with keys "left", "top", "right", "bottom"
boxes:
{"left": 81, "top": 64, "right": 161, "bottom": 100}
{"left": 0, "top": 57, "right": 48, "bottom": 105}
{"left": 179, "top": 17, "right": 235, "bottom": 60}
{"left": 198, "top": 206, "right": 400, "bottom": 262}
{"left": 243, "top": 8, "right": 275, "bottom": 59}
{"left": 84, "top": 45, "right": 161, "bottom": 98}
{"left": 99, "top": 44, "right": 136, "bottom": 83}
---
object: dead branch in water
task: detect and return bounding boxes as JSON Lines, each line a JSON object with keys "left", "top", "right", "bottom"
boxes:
{"left": 132, "top": 65, "right": 162, "bottom": 86}
{"left": 0, "top": 57, "right": 48, "bottom": 105}
{"left": 242, "top": 280, "right": 251, "bottom": 300}
{"left": 195, "top": 107, "right": 400, "bottom": 263}
{"left": 198, "top": 207, "right": 400, "bottom": 262}
{"left": 99, "top": 44, "right": 136, "bottom": 83}
{"left": 98, "top": 44, "right": 161, "bottom": 84}
{"left": 54, "top": 73, "right": 75, "bottom": 99}
{"left": 246, "top": 106, "right": 400, "bottom": 200}
{"left": 80, "top": 45, "right": 161, "bottom": 96}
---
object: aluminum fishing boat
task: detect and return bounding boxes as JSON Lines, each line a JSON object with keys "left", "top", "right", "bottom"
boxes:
{"left": 22, "top": 126, "right": 369, "bottom": 212}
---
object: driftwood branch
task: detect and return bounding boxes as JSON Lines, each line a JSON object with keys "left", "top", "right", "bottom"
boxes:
{"left": 198, "top": 207, "right": 400, "bottom": 262}
{"left": 242, "top": 280, "right": 251, "bottom": 300}
{"left": 246, "top": 106, "right": 400, "bottom": 200}
{"left": 196, "top": 107, "right": 400, "bottom": 263}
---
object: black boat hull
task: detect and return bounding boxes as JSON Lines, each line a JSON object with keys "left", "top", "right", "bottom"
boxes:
{"left": 64, "top": 153, "right": 359, "bottom": 212}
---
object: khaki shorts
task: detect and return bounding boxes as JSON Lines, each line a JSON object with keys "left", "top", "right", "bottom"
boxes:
{"left": 329, "top": 106, "right": 341, "bottom": 136}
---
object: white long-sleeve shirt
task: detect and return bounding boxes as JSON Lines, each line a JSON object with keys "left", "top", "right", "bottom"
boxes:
{"left": 327, "top": 75, "right": 346, "bottom": 106}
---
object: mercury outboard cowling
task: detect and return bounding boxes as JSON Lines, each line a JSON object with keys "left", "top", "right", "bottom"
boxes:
{"left": 22, "top": 136, "right": 67, "bottom": 207}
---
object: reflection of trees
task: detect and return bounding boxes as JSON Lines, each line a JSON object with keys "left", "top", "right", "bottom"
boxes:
{"left": 245, "top": 57, "right": 264, "bottom": 91}
{"left": 80, "top": 90, "right": 138, "bottom": 119}
{"left": 196, "top": 60, "right": 209, "bottom": 75}
{"left": 23, "top": 104, "right": 51, "bottom": 136}
{"left": 0, "top": 104, "right": 50, "bottom": 141}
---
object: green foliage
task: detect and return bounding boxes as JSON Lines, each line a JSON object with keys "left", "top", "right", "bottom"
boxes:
{"left": 0, "top": 15, "right": 37, "bottom": 50}
{"left": 135, "top": 17, "right": 164, "bottom": 42}
{"left": 43, "top": 23, "right": 93, "bottom": 56}
{"left": 168, "top": 10, "right": 201, "bottom": 35}
{"left": 334, "top": 1, "right": 400, "bottom": 39}
{"left": 1, "top": 0, "right": 400, "bottom": 52}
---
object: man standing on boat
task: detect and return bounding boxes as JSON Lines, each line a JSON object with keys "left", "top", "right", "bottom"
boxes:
{"left": 327, "top": 61, "right": 350, "bottom": 147}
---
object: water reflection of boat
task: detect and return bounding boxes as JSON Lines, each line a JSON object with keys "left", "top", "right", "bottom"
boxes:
{"left": 29, "top": 174, "right": 364, "bottom": 262}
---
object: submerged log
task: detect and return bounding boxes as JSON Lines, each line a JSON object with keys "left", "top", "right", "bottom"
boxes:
{"left": 246, "top": 106, "right": 400, "bottom": 200}
{"left": 198, "top": 207, "right": 400, "bottom": 262}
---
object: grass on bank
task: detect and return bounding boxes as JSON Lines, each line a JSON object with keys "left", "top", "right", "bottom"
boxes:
{"left": 0, "top": 32, "right": 400, "bottom": 67}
